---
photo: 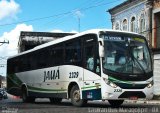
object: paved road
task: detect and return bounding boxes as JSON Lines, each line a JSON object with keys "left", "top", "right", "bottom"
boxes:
{"left": 0, "top": 94, "right": 160, "bottom": 113}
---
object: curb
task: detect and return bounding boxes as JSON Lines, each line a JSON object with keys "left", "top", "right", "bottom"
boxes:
{"left": 125, "top": 100, "right": 160, "bottom": 104}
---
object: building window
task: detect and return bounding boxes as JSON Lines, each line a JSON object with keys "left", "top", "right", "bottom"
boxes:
{"left": 122, "top": 19, "right": 128, "bottom": 31}
{"left": 131, "top": 16, "right": 136, "bottom": 32}
{"left": 139, "top": 13, "right": 146, "bottom": 33}
{"left": 115, "top": 22, "right": 120, "bottom": 30}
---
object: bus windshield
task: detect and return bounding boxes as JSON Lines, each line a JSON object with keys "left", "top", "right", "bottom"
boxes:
{"left": 101, "top": 34, "right": 152, "bottom": 74}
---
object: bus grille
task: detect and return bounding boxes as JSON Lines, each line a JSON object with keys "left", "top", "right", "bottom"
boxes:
{"left": 118, "top": 91, "right": 146, "bottom": 98}
{"left": 115, "top": 82, "right": 148, "bottom": 89}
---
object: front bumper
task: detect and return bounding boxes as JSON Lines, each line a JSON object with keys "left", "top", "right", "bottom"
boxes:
{"left": 101, "top": 81, "right": 154, "bottom": 100}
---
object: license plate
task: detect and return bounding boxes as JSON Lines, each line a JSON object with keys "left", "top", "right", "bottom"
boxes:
{"left": 129, "top": 96, "right": 138, "bottom": 100}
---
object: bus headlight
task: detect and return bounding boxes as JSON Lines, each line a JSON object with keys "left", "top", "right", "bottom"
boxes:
{"left": 147, "top": 81, "right": 154, "bottom": 88}
{"left": 103, "top": 78, "right": 117, "bottom": 88}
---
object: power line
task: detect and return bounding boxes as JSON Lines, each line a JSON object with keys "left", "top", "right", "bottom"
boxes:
{"left": 25, "top": 0, "right": 123, "bottom": 32}
{"left": 0, "top": 0, "right": 123, "bottom": 27}
{"left": 79, "top": 0, "right": 123, "bottom": 11}
{"left": 40, "top": 0, "right": 124, "bottom": 31}
{"left": 0, "top": 12, "right": 72, "bottom": 27}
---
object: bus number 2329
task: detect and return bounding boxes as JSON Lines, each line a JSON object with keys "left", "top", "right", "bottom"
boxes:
{"left": 69, "top": 72, "right": 79, "bottom": 78}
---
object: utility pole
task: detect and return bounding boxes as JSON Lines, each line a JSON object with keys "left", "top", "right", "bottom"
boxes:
{"left": 0, "top": 79, "right": 1, "bottom": 88}
{"left": 75, "top": 10, "right": 81, "bottom": 32}
{"left": 0, "top": 40, "right": 9, "bottom": 44}
{"left": 0, "top": 40, "right": 9, "bottom": 80}
{"left": 78, "top": 16, "right": 80, "bottom": 33}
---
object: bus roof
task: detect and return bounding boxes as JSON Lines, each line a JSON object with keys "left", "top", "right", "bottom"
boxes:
{"left": 7, "top": 29, "right": 142, "bottom": 59}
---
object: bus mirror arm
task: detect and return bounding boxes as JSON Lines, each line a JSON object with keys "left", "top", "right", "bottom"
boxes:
{"left": 99, "top": 42, "right": 104, "bottom": 58}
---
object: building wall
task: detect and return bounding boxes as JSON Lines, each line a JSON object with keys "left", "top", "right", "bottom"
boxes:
{"left": 112, "top": 2, "right": 146, "bottom": 31}
{"left": 154, "top": 54, "right": 160, "bottom": 96}
{"left": 153, "top": 0, "right": 160, "bottom": 48}
{"left": 110, "top": 0, "right": 153, "bottom": 47}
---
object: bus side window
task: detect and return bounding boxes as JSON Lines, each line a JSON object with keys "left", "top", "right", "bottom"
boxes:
{"left": 65, "top": 39, "right": 81, "bottom": 66}
{"left": 54, "top": 44, "right": 64, "bottom": 66}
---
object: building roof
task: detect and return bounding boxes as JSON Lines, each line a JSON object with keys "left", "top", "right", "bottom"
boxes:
{"left": 19, "top": 31, "right": 76, "bottom": 45}
{"left": 20, "top": 31, "right": 75, "bottom": 38}
{"left": 108, "top": 0, "right": 129, "bottom": 13}
{"left": 108, "top": 0, "right": 145, "bottom": 14}
{"left": 18, "top": 31, "right": 76, "bottom": 52}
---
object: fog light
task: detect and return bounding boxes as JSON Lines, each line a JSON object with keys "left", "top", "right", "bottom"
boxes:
{"left": 147, "top": 81, "right": 153, "bottom": 88}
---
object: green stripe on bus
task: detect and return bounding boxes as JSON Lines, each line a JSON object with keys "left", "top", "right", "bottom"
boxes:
{"left": 7, "top": 74, "right": 22, "bottom": 87}
{"left": 81, "top": 85, "right": 101, "bottom": 90}
{"left": 27, "top": 85, "right": 67, "bottom": 92}
{"left": 108, "top": 76, "right": 132, "bottom": 84}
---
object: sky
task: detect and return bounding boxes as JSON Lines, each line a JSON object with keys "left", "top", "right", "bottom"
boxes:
{"left": 0, "top": 0, "right": 126, "bottom": 76}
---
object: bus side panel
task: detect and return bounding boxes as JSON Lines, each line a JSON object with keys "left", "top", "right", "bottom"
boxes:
{"left": 7, "top": 59, "right": 22, "bottom": 96}
{"left": 58, "top": 65, "right": 84, "bottom": 98}
{"left": 14, "top": 65, "right": 84, "bottom": 99}
{"left": 7, "top": 73, "right": 22, "bottom": 96}
{"left": 82, "top": 69, "right": 101, "bottom": 100}
{"left": 16, "top": 68, "right": 59, "bottom": 98}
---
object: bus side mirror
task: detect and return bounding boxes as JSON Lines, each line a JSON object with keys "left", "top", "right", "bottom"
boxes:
{"left": 99, "top": 44, "right": 104, "bottom": 58}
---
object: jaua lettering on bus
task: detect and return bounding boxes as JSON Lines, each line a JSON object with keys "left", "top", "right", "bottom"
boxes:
{"left": 43, "top": 69, "right": 60, "bottom": 82}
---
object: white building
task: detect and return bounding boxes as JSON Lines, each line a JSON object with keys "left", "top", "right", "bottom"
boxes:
{"left": 0, "top": 75, "right": 6, "bottom": 88}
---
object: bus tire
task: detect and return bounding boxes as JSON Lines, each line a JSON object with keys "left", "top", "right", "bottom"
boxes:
{"left": 22, "top": 87, "right": 35, "bottom": 103}
{"left": 50, "top": 98, "right": 62, "bottom": 104}
{"left": 108, "top": 100, "right": 124, "bottom": 107}
{"left": 70, "top": 85, "right": 87, "bottom": 107}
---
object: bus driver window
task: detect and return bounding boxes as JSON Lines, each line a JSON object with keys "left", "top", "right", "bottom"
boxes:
{"left": 87, "top": 55, "right": 94, "bottom": 71}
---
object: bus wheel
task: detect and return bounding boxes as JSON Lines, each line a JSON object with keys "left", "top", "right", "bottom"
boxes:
{"left": 108, "top": 100, "right": 124, "bottom": 107}
{"left": 70, "top": 85, "right": 87, "bottom": 107}
{"left": 22, "top": 88, "right": 35, "bottom": 103}
{"left": 50, "top": 98, "right": 62, "bottom": 104}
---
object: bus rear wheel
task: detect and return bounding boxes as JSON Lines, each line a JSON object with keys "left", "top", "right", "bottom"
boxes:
{"left": 22, "top": 88, "right": 35, "bottom": 103}
{"left": 70, "top": 85, "right": 87, "bottom": 107}
{"left": 108, "top": 100, "right": 124, "bottom": 107}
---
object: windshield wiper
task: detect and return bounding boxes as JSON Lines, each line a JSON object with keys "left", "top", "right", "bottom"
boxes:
{"left": 132, "top": 55, "right": 146, "bottom": 74}
{"left": 127, "top": 41, "right": 146, "bottom": 74}
{"left": 128, "top": 44, "right": 146, "bottom": 74}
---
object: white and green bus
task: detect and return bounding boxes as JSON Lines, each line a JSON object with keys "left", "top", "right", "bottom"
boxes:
{"left": 7, "top": 29, "right": 153, "bottom": 107}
